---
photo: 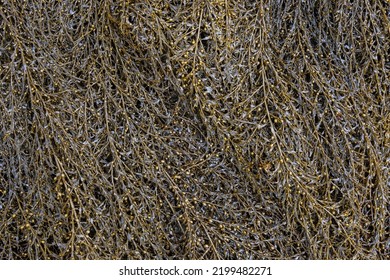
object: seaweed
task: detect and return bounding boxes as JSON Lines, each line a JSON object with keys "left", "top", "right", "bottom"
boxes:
{"left": 0, "top": 0, "right": 389, "bottom": 259}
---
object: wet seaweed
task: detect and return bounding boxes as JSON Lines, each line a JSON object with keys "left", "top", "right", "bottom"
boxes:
{"left": 0, "top": 0, "right": 389, "bottom": 259}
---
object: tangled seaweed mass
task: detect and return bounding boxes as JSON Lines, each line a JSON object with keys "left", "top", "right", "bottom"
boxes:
{"left": 0, "top": 0, "right": 389, "bottom": 259}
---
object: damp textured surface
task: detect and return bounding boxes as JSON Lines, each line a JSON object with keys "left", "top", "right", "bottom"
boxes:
{"left": 0, "top": 0, "right": 389, "bottom": 259}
